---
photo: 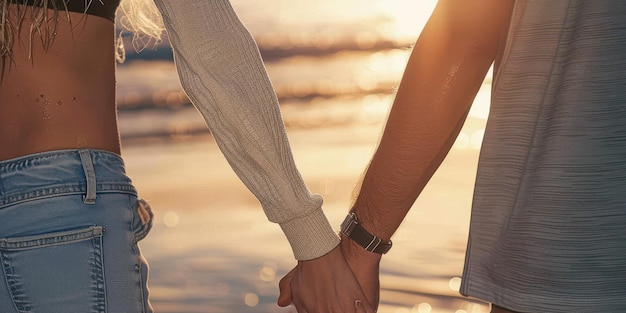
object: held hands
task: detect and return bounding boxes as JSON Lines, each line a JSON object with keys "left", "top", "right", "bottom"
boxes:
{"left": 278, "top": 239, "right": 382, "bottom": 312}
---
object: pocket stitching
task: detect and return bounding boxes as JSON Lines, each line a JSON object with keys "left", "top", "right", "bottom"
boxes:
{"left": 0, "top": 226, "right": 107, "bottom": 313}
{"left": 0, "top": 226, "right": 103, "bottom": 250}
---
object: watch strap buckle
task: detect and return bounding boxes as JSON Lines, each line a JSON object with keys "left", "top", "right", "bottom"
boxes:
{"left": 365, "top": 236, "right": 382, "bottom": 252}
{"left": 340, "top": 212, "right": 359, "bottom": 237}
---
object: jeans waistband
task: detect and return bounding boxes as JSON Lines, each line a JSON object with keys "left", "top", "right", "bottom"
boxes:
{"left": 0, "top": 149, "right": 137, "bottom": 209}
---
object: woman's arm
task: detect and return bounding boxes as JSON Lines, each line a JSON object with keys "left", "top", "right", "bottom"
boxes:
{"left": 152, "top": 0, "right": 339, "bottom": 260}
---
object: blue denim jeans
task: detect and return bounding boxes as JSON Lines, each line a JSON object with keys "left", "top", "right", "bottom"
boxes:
{"left": 0, "top": 149, "right": 153, "bottom": 313}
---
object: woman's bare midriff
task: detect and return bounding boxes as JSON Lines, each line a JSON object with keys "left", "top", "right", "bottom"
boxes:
{"left": 0, "top": 6, "right": 121, "bottom": 161}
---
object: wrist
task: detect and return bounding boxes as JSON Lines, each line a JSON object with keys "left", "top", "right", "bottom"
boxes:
{"left": 340, "top": 212, "right": 393, "bottom": 254}
{"left": 340, "top": 233, "right": 381, "bottom": 266}
{"left": 279, "top": 208, "right": 340, "bottom": 261}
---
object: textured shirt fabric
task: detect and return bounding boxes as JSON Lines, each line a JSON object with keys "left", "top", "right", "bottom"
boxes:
{"left": 460, "top": 1, "right": 626, "bottom": 311}
{"left": 152, "top": 0, "right": 339, "bottom": 260}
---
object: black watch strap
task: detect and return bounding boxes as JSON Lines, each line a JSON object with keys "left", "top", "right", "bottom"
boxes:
{"left": 340, "top": 212, "right": 392, "bottom": 254}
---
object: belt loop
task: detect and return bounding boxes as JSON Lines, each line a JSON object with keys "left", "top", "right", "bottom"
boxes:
{"left": 79, "top": 150, "right": 97, "bottom": 204}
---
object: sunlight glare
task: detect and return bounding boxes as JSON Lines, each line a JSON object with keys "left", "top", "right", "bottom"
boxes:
{"left": 471, "top": 130, "right": 485, "bottom": 149}
{"left": 376, "top": 0, "right": 438, "bottom": 42}
{"left": 454, "top": 132, "right": 470, "bottom": 150}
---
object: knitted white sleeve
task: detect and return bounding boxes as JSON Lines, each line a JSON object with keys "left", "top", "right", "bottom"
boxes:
{"left": 152, "top": 0, "right": 339, "bottom": 260}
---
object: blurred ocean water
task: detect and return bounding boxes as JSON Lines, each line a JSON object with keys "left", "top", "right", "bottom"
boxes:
{"left": 115, "top": 0, "right": 487, "bottom": 141}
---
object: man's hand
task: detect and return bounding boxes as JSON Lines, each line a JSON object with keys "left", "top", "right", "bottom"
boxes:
{"left": 339, "top": 235, "right": 382, "bottom": 308}
{"left": 278, "top": 244, "right": 377, "bottom": 312}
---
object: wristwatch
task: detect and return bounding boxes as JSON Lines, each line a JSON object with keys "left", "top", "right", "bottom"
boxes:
{"left": 340, "top": 212, "right": 392, "bottom": 254}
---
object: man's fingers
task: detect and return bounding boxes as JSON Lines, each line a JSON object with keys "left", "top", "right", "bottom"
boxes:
{"left": 355, "top": 299, "right": 377, "bottom": 313}
{"left": 355, "top": 300, "right": 366, "bottom": 313}
{"left": 277, "top": 268, "right": 295, "bottom": 307}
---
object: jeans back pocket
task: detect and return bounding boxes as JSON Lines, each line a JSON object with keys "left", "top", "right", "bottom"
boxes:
{"left": 0, "top": 226, "right": 106, "bottom": 313}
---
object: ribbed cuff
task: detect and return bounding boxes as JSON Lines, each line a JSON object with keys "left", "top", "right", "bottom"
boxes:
{"left": 279, "top": 208, "right": 340, "bottom": 261}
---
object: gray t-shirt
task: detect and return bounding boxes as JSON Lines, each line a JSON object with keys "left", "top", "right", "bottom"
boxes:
{"left": 460, "top": 1, "right": 626, "bottom": 311}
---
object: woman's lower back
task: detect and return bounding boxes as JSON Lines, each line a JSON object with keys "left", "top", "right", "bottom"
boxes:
{"left": 0, "top": 5, "right": 121, "bottom": 161}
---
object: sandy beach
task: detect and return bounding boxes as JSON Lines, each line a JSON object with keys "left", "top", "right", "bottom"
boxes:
{"left": 119, "top": 98, "right": 490, "bottom": 313}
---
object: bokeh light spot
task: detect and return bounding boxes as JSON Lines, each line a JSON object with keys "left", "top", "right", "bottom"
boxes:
{"left": 244, "top": 293, "right": 259, "bottom": 307}
{"left": 412, "top": 302, "right": 432, "bottom": 313}
{"left": 259, "top": 266, "right": 276, "bottom": 282}
{"left": 163, "top": 211, "right": 180, "bottom": 228}
{"left": 449, "top": 276, "right": 462, "bottom": 291}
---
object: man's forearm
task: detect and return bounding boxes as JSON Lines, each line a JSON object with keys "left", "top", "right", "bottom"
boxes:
{"left": 350, "top": 0, "right": 512, "bottom": 240}
{"left": 351, "top": 49, "right": 481, "bottom": 241}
